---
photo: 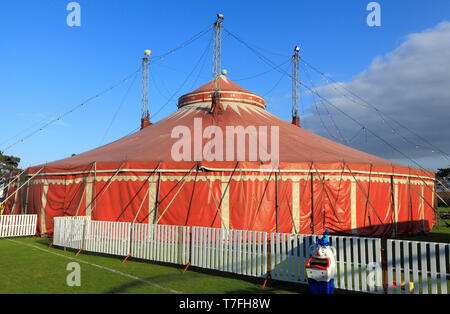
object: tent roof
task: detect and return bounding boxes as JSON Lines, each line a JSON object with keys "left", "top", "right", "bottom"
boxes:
{"left": 38, "top": 76, "right": 431, "bottom": 177}
{"left": 178, "top": 75, "right": 265, "bottom": 109}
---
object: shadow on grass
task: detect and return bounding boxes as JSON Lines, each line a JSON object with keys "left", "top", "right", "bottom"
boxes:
{"left": 395, "top": 231, "right": 450, "bottom": 243}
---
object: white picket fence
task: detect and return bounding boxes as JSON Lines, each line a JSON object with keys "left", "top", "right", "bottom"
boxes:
{"left": 386, "top": 239, "right": 449, "bottom": 294}
{"left": 131, "top": 223, "right": 190, "bottom": 265}
{"left": 52, "top": 216, "right": 449, "bottom": 294}
{"left": 84, "top": 220, "right": 132, "bottom": 256}
{"left": 191, "top": 227, "right": 268, "bottom": 277}
{"left": 53, "top": 217, "right": 190, "bottom": 265}
{"left": 53, "top": 216, "right": 86, "bottom": 249}
{"left": 269, "top": 233, "right": 383, "bottom": 293}
{"left": 0, "top": 214, "right": 37, "bottom": 238}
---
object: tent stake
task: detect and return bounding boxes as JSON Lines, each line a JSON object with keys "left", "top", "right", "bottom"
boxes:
{"left": 121, "top": 254, "right": 130, "bottom": 264}
{"left": 262, "top": 274, "right": 270, "bottom": 289}
{"left": 182, "top": 262, "right": 191, "bottom": 274}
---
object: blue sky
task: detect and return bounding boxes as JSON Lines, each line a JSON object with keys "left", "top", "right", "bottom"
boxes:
{"left": 1, "top": 1, "right": 450, "bottom": 171}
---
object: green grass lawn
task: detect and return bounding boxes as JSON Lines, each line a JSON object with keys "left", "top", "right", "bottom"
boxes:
{"left": 396, "top": 207, "right": 450, "bottom": 243}
{"left": 1, "top": 208, "right": 447, "bottom": 294}
{"left": 0, "top": 236, "right": 307, "bottom": 294}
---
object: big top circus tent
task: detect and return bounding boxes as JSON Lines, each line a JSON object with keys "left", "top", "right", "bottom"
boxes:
{"left": 3, "top": 74, "right": 436, "bottom": 237}
{"left": 2, "top": 16, "right": 437, "bottom": 238}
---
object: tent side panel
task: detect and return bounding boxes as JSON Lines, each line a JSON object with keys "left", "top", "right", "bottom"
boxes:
{"left": 298, "top": 178, "right": 312, "bottom": 234}
{"left": 397, "top": 182, "right": 413, "bottom": 235}
{"left": 323, "top": 178, "right": 351, "bottom": 234}
{"left": 229, "top": 178, "right": 276, "bottom": 233}
{"left": 274, "top": 178, "right": 293, "bottom": 234}
{"left": 355, "top": 179, "right": 393, "bottom": 237}
{"left": 93, "top": 179, "right": 148, "bottom": 223}
{"left": 62, "top": 180, "right": 87, "bottom": 217}
{"left": 157, "top": 179, "right": 222, "bottom": 228}
{"left": 312, "top": 179, "right": 325, "bottom": 235}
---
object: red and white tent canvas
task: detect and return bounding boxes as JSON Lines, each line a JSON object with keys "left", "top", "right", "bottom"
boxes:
{"left": 4, "top": 76, "right": 436, "bottom": 237}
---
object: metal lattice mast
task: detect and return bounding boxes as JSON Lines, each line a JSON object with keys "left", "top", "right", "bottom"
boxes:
{"left": 141, "top": 49, "right": 151, "bottom": 129}
{"left": 212, "top": 14, "right": 224, "bottom": 98}
{"left": 292, "top": 46, "right": 300, "bottom": 127}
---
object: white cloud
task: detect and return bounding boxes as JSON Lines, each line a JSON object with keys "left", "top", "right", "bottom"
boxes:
{"left": 303, "top": 21, "right": 450, "bottom": 171}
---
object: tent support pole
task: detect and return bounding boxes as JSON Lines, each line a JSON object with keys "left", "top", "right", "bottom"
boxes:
{"left": 310, "top": 169, "right": 314, "bottom": 234}
{"left": 434, "top": 186, "right": 439, "bottom": 229}
{"left": 75, "top": 163, "right": 95, "bottom": 217}
{"left": 154, "top": 172, "right": 161, "bottom": 224}
{"left": 93, "top": 161, "right": 97, "bottom": 219}
{"left": 132, "top": 161, "right": 161, "bottom": 225}
{"left": 155, "top": 163, "right": 197, "bottom": 225}
{"left": 390, "top": 175, "right": 396, "bottom": 236}
{"left": 201, "top": 164, "right": 232, "bottom": 229}
{"left": 408, "top": 177, "right": 414, "bottom": 233}
{"left": 144, "top": 163, "right": 195, "bottom": 223}
{"left": 74, "top": 188, "right": 87, "bottom": 218}
{"left": 277, "top": 170, "right": 298, "bottom": 233}
{"left": 133, "top": 186, "right": 150, "bottom": 224}
{"left": 24, "top": 179, "right": 30, "bottom": 215}
{"left": 433, "top": 186, "right": 448, "bottom": 207}
{"left": 414, "top": 173, "right": 447, "bottom": 208}
{"left": 249, "top": 167, "right": 275, "bottom": 231}
{"left": 237, "top": 162, "right": 247, "bottom": 205}
{"left": 410, "top": 183, "right": 436, "bottom": 215}
{"left": 436, "top": 178, "right": 450, "bottom": 193}
{"left": 1, "top": 166, "right": 45, "bottom": 208}
{"left": 299, "top": 163, "right": 313, "bottom": 234}
{"left": 122, "top": 162, "right": 162, "bottom": 262}
{"left": 10, "top": 173, "right": 22, "bottom": 215}
{"left": 184, "top": 169, "right": 198, "bottom": 226}
{"left": 202, "top": 169, "right": 222, "bottom": 225}
{"left": 312, "top": 162, "right": 344, "bottom": 231}
{"left": 344, "top": 163, "right": 384, "bottom": 226}
{"left": 210, "top": 162, "right": 239, "bottom": 228}
{"left": 363, "top": 164, "right": 373, "bottom": 228}
{"left": 275, "top": 172, "right": 278, "bottom": 233}
{"left": 89, "top": 161, "right": 126, "bottom": 217}
{"left": 0, "top": 168, "right": 27, "bottom": 197}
